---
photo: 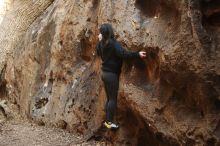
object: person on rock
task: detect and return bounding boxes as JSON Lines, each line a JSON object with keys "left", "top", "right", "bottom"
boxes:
{"left": 96, "top": 23, "right": 146, "bottom": 129}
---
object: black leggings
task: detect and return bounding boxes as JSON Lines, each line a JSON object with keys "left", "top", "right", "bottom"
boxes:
{"left": 101, "top": 71, "right": 119, "bottom": 122}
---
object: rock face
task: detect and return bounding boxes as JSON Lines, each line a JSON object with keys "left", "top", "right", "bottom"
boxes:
{"left": 0, "top": 0, "right": 220, "bottom": 145}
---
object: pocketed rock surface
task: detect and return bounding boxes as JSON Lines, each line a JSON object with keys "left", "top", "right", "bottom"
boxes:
{"left": 0, "top": 0, "right": 219, "bottom": 146}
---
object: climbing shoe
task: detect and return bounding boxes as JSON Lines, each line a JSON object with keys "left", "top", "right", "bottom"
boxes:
{"left": 103, "top": 121, "right": 119, "bottom": 129}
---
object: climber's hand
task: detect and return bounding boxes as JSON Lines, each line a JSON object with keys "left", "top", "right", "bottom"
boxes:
{"left": 139, "top": 51, "right": 146, "bottom": 59}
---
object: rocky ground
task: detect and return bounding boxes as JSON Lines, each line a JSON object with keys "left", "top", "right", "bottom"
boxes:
{"left": 0, "top": 119, "right": 109, "bottom": 146}
{"left": 0, "top": 119, "right": 78, "bottom": 146}
{"left": 0, "top": 100, "right": 109, "bottom": 146}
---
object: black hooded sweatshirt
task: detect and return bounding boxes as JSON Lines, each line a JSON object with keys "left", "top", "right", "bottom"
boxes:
{"left": 96, "top": 40, "right": 139, "bottom": 75}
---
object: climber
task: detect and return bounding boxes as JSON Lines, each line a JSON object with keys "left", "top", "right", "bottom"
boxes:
{"left": 96, "top": 23, "right": 146, "bottom": 129}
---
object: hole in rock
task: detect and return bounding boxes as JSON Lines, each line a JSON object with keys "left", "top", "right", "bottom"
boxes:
{"left": 206, "top": 13, "right": 220, "bottom": 26}
{"left": 125, "top": 47, "right": 161, "bottom": 90}
{"left": 79, "top": 28, "right": 94, "bottom": 62}
{"left": 0, "top": 66, "right": 7, "bottom": 99}
{"left": 0, "top": 106, "right": 7, "bottom": 118}
{"left": 135, "top": 0, "right": 179, "bottom": 19}
{"left": 215, "top": 99, "right": 220, "bottom": 110}
{"left": 35, "top": 97, "right": 48, "bottom": 109}
{"left": 135, "top": 0, "right": 161, "bottom": 17}
{"left": 202, "top": 0, "right": 220, "bottom": 26}
{"left": 206, "top": 137, "right": 217, "bottom": 146}
{"left": 59, "top": 120, "right": 68, "bottom": 129}
{"left": 92, "top": 0, "right": 100, "bottom": 9}
{"left": 0, "top": 80, "right": 7, "bottom": 99}
{"left": 80, "top": 38, "right": 91, "bottom": 61}
{"left": 145, "top": 47, "right": 161, "bottom": 83}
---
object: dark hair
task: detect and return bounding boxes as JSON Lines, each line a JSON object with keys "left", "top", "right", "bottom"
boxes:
{"left": 99, "top": 23, "right": 115, "bottom": 48}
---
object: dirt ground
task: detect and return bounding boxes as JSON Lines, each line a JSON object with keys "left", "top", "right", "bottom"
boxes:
{"left": 0, "top": 119, "right": 107, "bottom": 146}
